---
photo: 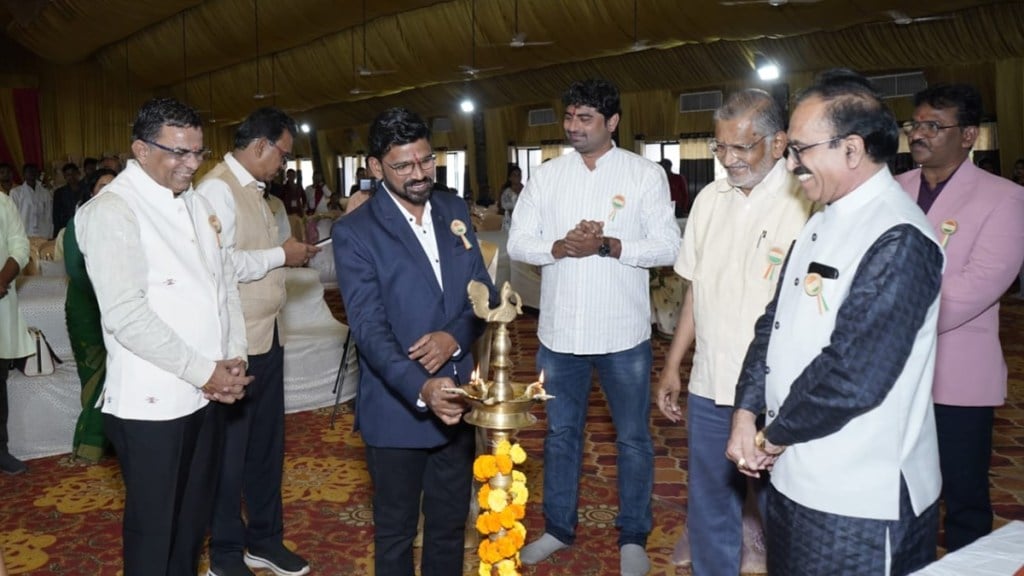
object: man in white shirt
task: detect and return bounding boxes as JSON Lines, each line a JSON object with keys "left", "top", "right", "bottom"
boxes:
{"left": 727, "top": 69, "right": 943, "bottom": 575}
{"left": 10, "top": 163, "right": 53, "bottom": 238}
{"left": 77, "top": 97, "right": 253, "bottom": 576}
{"left": 655, "top": 89, "right": 812, "bottom": 575}
{"left": 196, "top": 107, "right": 316, "bottom": 576}
{"left": 508, "top": 79, "right": 680, "bottom": 576}
{"left": 0, "top": 190, "right": 32, "bottom": 476}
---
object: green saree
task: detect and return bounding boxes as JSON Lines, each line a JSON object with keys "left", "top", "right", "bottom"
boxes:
{"left": 64, "top": 217, "right": 108, "bottom": 462}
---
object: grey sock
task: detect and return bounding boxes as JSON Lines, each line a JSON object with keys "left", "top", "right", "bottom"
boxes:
{"left": 520, "top": 533, "right": 569, "bottom": 565}
{"left": 620, "top": 543, "right": 650, "bottom": 576}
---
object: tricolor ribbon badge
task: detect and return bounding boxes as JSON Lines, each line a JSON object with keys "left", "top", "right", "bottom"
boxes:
{"left": 608, "top": 194, "right": 626, "bottom": 221}
{"left": 764, "top": 247, "right": 785, "bottom": 280}
{"left": 208, "top": 215, "right": 222, "bottom": 248}
{"left": 451, "top": 219, "right": 472, "bottom": 250}
{"left": 804, "top": 272, "right": 828, "bottom": 315}
{"left": 939, "top": 219, "right": 957, "bottom": 249}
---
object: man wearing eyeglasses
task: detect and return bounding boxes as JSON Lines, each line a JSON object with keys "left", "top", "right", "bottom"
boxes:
{"left": 895, "top": 84, "right": 1024, "bottom": 552}
{"left": 727, "top": 69, "right": 944, "bottom": 574}
{"left": 76, "top": 97, "right": 254, "bottom": 576}
{"left": 332, "top": 107, "right": 494, "bottom": 576}
{"left": 654, "top": 88, "right": 811, "bottom": 575}
{"left": 196, "top": 107, "right": 317, "bottom": 576}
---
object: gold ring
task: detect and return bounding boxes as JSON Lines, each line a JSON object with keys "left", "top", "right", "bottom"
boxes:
{"left": 737, "top": 457, "right": 747, "bottom": 469}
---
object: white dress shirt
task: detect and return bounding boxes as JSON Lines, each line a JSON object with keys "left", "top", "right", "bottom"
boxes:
{"left": 385, "top": 186, "right": 443, "bottom": 289}
{"left": 508, "top": 145, "right": 680, "bottom": 354}
{"left": 10, "top": 182, "right": 53, "bottom": 238}
{"left": 76, "top": 160, "right": 248, "bottom": 420}
{"left": 195, "top": 153, "right": 285, "bottom": 283}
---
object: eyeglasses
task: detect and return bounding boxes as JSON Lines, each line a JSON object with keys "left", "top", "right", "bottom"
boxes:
{"left": 142, "top": 139, "right": 211, "bottom": 162}
{"left": 268, "top": 140, "right": 294, "bottom": 163}
{"left": 384, "top": 153, "right": 437, "bottom": 177}
{"left": 786, "top": 137, "right": 842, "bottom": 165}
{"left": 901, "top": 120, "right": 963, "bottom": 138}
{"left": 708, "top": 135, "right": 767, "bottom": 158}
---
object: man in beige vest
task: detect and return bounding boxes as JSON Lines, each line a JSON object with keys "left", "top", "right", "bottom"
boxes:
{"left": 197, "top": 107, "right": 317, "bottom": 576}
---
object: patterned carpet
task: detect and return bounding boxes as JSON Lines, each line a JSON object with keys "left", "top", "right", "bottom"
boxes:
{"left": 0, "top": 290, "right": 1021, "bottom": 575}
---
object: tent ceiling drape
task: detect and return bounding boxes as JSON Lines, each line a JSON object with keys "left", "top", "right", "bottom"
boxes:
{"left": 3, "top": 0, "right": 1023, "bottom": 132}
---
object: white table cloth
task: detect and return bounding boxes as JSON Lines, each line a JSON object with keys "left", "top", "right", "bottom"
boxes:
{"left": 912, "top": 521, "right": 1024, "bottom": 575}
{"left": 8, "top": 269, "right": 358, "bottom": 460}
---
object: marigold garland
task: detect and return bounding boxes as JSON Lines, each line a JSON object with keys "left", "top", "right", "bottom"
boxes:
{"left": 475, "top": 441, "right": 530, "bottom": 575}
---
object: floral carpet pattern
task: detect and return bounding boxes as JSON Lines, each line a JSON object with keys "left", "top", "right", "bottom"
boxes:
{"left": 0, "top": 292, "right": 1021, "bottom": 575}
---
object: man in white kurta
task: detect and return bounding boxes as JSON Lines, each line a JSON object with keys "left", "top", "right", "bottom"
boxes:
{"left": 10, "top": 164, "right": 53, "bottom": 239}
{"left": 0, "top": 191, "right": 33, "bottom": 475}
{"left": 728, "top": 70, "right": 944, "bottom": 575}
{"left": 77, "top": 97, "right": 253, "bottom": 576}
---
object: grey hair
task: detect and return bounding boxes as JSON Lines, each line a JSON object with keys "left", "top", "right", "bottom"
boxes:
{"left": 713, "top": 89, "right": 785, "bottom": 137}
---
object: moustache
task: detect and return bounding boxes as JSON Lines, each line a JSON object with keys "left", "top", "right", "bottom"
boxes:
{"left": 406, "top": 177, "right": 433, "bottom": 188}
{"left": 792, "top": 166, "right": 811, "bottom": 177}
{"left": 910, "top": 139, "right": 928, "bottom": 148}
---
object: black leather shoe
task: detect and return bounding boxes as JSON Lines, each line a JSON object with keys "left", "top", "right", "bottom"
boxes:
{"left": 0, "top": 451, "right": 27, "bottom": 475}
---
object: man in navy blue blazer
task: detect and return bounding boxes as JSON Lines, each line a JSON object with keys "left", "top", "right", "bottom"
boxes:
{"left": 332, "top": 107, "right": 495, "bottom": 576}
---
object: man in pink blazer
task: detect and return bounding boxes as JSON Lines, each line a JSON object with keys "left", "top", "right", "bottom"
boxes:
{"left": 896, "top": 83, "right": 1024, "bottom": 551}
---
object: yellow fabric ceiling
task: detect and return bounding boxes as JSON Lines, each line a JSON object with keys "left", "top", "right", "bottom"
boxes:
{"left": 5, "top": 0, "right": 1023, "bottom": 131}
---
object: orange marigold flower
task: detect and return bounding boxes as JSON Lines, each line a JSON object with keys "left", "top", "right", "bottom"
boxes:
{"left": 476, "top": 513, "right": 494, "bottom": 535}
{"left": 474, "top": 455, "right": 498, "bottom": 481}
{"left": 499, "top": 506, "right": 517, "bottom": 529}
{"left": 497, "top": 535, "right": 519, "bottom": 557}
{"left": 478, "top": 484, "right": 492, "bottom": 510}
{"left": 485, "top": 512, "right": 503, "bottom": 534}
{"left": 495, "top": 454, "right": 513, "bottom": 475}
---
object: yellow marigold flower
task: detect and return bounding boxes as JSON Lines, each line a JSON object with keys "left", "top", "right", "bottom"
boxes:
{"left": 511, "top": 470, "right": 526, "bottom": 484}
{"left": 488, "top": 488, "right": 509, "bottom": 512}
{"left": 478, "top": 484, "right": 492, "bottom": 510}
{"left": 511, "top": 521, "right": 527, "bottom": 539}
{"left": 496, "top": 454, "right": 514, "bottom": 475}
{"left": 509, "top": 443, "right": 527, "bottom": 464}
{"left": 474, "top": 454, "right": 498, "bottom": 481}
{"left": 495, "top": 439, "right": 512, "bottom": 456}
{"left": 479, "top": 561, "right": 492, "bottom": 576}
{"left": 510, "top": 481, "right": 529, "bottom": 506}
{"left": 495, "top": 553, "right": 516, "bottom": 569}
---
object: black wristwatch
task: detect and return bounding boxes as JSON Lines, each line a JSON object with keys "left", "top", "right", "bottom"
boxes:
{"left": 597, "top": 237, "right": 611, "bottom": 257}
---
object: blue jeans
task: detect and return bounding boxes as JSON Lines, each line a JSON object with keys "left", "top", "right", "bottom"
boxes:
{"left": 537, "top": 341, "right": 653, "bottom": 547}
{"left": 687, "top": 393, "right": 766, "bottom": 576}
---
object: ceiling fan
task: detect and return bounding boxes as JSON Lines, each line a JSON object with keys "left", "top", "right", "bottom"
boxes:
{"left": 884, "top": 10, "right": 955, "bottom": 25}
{"left": 348, "top": 31, "right": 379, "bottom": 96}
{"left": 719, "top": 0, "right": 823, "bottom": 6}
{"left": 459, "top": 0, "right": 503, "bottom": 77}
{"left": 205, "top": 73, "right": 231, "bottom": 124}
{"left": 483, "top": 0, "right": 554, "bottom": 48}
{"left": 628, "top": 0, "right": 651, "bottom": 52}
{"left": 356, "top": 0, "right": 395, "bottom": 77}
{"left": 251, "top": 0, "right": 278, "bottom": 101}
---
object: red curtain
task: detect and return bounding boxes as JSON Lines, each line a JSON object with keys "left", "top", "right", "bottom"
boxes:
{"left": 13, "top": 88, "right": 42, "bottom": 169}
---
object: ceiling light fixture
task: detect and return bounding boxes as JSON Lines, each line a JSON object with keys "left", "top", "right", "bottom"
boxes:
{"left": 460, "top": 98, "right": 475, "bottom": 113}
{"left": 300, "top": 123, "right": 311, "bottom": 133}
{"left": 755, "top": 53, "right": 780, "bottom": 81}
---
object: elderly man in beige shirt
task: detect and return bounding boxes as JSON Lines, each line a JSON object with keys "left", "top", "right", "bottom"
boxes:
{"left": 655, "top": 89, "right": 812, "bottom": 575}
